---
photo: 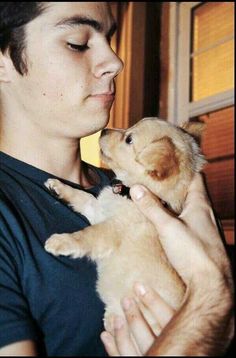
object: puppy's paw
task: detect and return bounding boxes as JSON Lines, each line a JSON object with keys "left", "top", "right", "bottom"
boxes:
{"left": 45, "top": 233, "right": 86, "bottom": 258}
{"left": 45, "top": 178, "right": 64, "bottom": 199}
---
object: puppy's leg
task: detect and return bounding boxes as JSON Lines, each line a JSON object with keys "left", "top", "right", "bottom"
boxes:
{"left": 45, "top": 220, "right": 120, "bottom": 260}
{"left": 45, "top": 178, "right": 98, "bottom": 223}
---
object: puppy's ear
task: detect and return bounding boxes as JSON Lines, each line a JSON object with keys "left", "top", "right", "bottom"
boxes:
{"left": 181, "top": 120, "right": 205, "bottom": 143}
{"left": 136, "top": 136, "right": 179, "bottom": 180}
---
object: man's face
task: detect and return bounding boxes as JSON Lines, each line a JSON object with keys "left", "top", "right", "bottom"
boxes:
{"left": 6, "top": 2, "right": 123, "bottom": 138}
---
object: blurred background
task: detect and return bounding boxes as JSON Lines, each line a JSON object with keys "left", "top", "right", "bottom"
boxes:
{"left": 81, "top": 2, "right": 234, "bottom": 247}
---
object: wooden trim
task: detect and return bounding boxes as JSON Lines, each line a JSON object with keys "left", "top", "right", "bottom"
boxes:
{"left": 189, "top": 89, "right": 235, "bottom": 118}
{"left": 110, "top": 2, "right": 147, "bottom": 129}
{"left": 159, "top": 2, "right": 170, "bottom": 120}
{"left": 109, "top": 2, "right": 130, "bottom": 129}
{"left": 176, "top": 2, "right": 192, "bottom": 124}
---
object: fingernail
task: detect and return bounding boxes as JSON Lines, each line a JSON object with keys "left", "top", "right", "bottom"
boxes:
{"left": 114, "top": 316, "right": 124, "bottom": 330}
{"left": 101, "top": 332, "right": 111, "bottom": 343}
{"left": 131, "top": 185, "right": 146, "bottom": 201}
{"left": 134, "top": 283, "right": 147, "bottom": 296}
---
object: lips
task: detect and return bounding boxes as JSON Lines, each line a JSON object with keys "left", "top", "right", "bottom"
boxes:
{"left": 90, "top": 92, "right": 115, "bottom": 100}
{"left": 92, "top": 91, "right": 114, "bottom": 96}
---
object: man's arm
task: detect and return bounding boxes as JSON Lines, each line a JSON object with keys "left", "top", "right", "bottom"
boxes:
{"left": 147, "top": 272, "right": 233, "bottom": 356}
{"left": 0, "top": 340, "right": 37, "bottom": 356}
{"left": 144, "top": 174, "right": 234, "bottom": 355}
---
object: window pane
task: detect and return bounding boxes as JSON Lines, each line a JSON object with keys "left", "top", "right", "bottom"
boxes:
{"left": 201, "top": 106, "right": 234, "bottom": 160}
{"left": 191, "top": 40, "right": 234, "bottom": 101}
{"left": 193, "top": 2, "right": 234, "bottom": 51}
{"left": 190, "top": 2, "right": 234, "bottom": 101}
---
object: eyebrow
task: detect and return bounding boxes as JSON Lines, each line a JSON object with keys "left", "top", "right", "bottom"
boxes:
{"left": 55, "top": 15, "right": 117, "bottom": 37}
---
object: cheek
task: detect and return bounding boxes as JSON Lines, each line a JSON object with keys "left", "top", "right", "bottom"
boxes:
{"left": 27, "top": 52, "right": 89, "bottom": 102}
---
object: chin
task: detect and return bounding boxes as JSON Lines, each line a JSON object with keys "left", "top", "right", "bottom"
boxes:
{"left": 92, "top": 110, "right": 110, "bottom": 131}
{"left": 78, "top": 113, "right": 110, "bottom": 138}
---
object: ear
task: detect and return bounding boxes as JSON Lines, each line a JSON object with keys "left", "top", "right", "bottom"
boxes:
{"left": 136, "top": 136, "right": 179, "bottom": 180}
{"left": 0, "top": 51, "right": 11, "bottom": 83}
{"left": 181, "top": 120, "right": 205, "bottom": 143}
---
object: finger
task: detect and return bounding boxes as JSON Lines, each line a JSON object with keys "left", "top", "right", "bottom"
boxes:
{"left": 130, "top": 184, "right": 180, "bottom": 237}
{"left": 180, "top": 173, "right": 214, "bottom": 223}
{"left": 180, "top": 174, "right": 224, "bottom": 247}
{"left": 187, "top": 173, "right": 207, "bottom": 198}
{"left": 100, "top": 331, "right": 120, "bottom": 356}
{"left": 121, "top": 297, "right": 155, "bottom": 354}
{"left": 113, "top": 316, "right": 141, "bottom": 356}
{"left": 183, "top": 174, "right": 232, "bottom": 276}
{"left": 134, "top": 283, "right": 175, "bottom": 329}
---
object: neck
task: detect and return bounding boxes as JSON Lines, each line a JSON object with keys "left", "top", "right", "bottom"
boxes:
{"left": 0, "top": 113, "right": 94, "bottom": 187}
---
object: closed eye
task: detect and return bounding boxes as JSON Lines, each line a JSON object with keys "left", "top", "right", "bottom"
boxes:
{"left": 67, "top": 42, "right": 89, "bottom": 52}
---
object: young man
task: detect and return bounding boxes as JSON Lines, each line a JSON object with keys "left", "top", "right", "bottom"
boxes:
{"left": 0, "top": 2, "right": 233, "bottom": 356}
{"left": 0, "top": 2, "right": 122, "bottom": 356}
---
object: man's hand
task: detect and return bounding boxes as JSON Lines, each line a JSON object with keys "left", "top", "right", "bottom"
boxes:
{"left": 101, "top": 285, "right": 176, "bottom": 356}
{"left": 130, "top": 173, "right": 232, "bottom": 285}
{"left": 101, "top": 174, "right": 234, "bottom": 356}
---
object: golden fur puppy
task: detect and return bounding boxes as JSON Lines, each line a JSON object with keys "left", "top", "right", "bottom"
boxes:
{"left": 44, "top": 117, "right": 206, "bottom": 331}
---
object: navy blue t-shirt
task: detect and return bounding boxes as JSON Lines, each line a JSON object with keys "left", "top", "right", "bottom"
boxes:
{"left": 0, "top": 151, "right": 111, "bottom": 356}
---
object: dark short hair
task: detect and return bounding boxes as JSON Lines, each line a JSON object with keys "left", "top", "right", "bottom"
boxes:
{"left": 0, "top": 2, "right": 47, "bottom": 75}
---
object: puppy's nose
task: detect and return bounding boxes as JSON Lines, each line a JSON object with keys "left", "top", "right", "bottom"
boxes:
{"left": 101, "top": 128, "right": 110, "bottom": 137}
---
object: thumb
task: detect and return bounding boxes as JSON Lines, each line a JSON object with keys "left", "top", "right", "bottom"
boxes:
{"left": 130, "top": 185, "right": 177, "bottom": 236}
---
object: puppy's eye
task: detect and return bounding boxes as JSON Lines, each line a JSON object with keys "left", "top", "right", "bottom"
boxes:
{"left": 125, "top": 134, "right": 133, "bottom": 144}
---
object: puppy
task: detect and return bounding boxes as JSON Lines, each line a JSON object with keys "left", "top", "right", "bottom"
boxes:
{"left": 44, "top": 117, "right": 206, "bottom": 332}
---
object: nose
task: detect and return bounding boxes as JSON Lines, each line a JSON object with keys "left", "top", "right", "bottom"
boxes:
{"left": 101, "top": 128, "right": 111, "bottom": 137}
{"left": 94, "top": 46, "right": 124, "bottom": 79}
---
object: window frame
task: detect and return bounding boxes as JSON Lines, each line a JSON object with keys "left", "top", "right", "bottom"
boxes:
{"left": 168, "top": 1, "right": 234, "bottom": 124}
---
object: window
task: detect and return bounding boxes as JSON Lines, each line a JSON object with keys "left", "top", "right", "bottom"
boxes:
{"left": 168, "top": 2, "right": 234, "bottom": 244}
{"left": 191, "top": 2, "right": 234, "bottom": 102}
